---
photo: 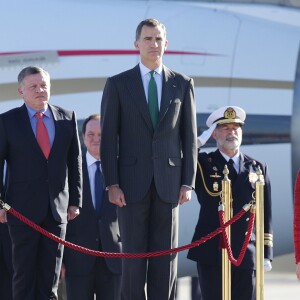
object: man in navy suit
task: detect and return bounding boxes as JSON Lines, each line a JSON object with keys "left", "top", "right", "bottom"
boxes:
{"left": 0, "top": 66, "right": 82, "bottom": 300}
{"left": 101, "top": 19, "right": 197, "bottom": 300}
{"left": 0, "top": 162, "right": 13, "bottom": 300}
{"left": 62, "top": 114, "right": 121, "bottom": 300}
{"left": 187, "top": 106, "right": 273, "bottom": 300}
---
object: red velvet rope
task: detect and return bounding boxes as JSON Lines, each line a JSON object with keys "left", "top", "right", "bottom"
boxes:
{"left": 218, "top": 208, "right": 255, "bottom": 266}
{"left": 2, "top": 204, "right": 249, "bottom": 259}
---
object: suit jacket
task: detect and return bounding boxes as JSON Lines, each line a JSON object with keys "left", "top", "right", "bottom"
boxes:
{"left": 187, "top": 150, "right": 273, "bottom": 269}
{"left": 63, "top": 155, "right": 121, "bottom": 275}
{"left": 0, "top": 104, "right": 82, "bottom": 224}
{"left": 100, "top": 64, "right": 197, "bottom": 203}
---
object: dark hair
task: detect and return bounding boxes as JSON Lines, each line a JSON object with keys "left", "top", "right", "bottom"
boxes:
{"left": 82, "top": 114, "right": 100, "bottom": 135}
{"left": 135, "top": 18, "right": 167, "bottom": 41}
{"left": 18, "top": 66, "right": 50, "bottom": 86}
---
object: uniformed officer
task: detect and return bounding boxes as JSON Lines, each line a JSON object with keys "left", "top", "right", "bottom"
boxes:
{"left": 187, "top": 105, "right": 273, "bottom": 300}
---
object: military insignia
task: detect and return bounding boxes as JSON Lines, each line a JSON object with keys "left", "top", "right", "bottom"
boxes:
{"left": 224, "top": 107, "right": 236, "bottom": 120}
{"left": 213, "top": 182, "right": 219, "bottom": 191}
{"left": 213, "top": 166, "right": 218, "bottom": 171}
{"left": 249, "top": 172, "right": 258, "bottom": 183}
{"left": 210, "top": 172, "right": 221, "bottom": 178}
{"left": 208, "top": 157, "right": 212, "bottom": 162}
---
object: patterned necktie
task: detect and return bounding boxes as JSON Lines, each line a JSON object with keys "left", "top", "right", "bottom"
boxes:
{"left": 35, "top": 112, "right": 50, "bottom": 159}
{"left": 148, "top": 70, "right": 159, "bottom": 129}
{"left": 94, "top": 161, "right": 103, "bottom": 215}
{"left": 228, "top": 159, "right": 237, "bottom": 183}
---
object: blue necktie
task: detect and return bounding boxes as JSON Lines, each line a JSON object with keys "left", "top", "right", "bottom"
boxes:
{"left": 94, "top": 161, "right": 103, "bottom": 215}
{"left": 148, "top": 70, "right": 159, "bottom": 129}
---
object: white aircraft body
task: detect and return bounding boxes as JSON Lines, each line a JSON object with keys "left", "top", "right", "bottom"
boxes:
{"left": 1, "top": 0, "right": 300, "bottom": 277}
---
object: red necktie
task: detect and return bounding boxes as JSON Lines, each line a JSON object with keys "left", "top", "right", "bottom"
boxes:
{"left": 35, "top": 112, "right": 50, "bottom": 159}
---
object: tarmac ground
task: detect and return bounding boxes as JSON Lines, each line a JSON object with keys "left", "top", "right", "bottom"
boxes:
{"left": 176, "top": 253, "right": 300, "bottom": 300}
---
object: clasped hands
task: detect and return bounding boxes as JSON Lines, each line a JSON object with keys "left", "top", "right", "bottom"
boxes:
{"left": 108, "top": 185, "right": 192, "bottom": 207}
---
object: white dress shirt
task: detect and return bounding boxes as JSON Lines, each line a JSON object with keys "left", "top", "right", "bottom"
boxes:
{"left": 220, "top": 150, "right": 240, "bottom": 174}
{"left": 86, "top": 151, "right": 101, "bottom": 209}
{"left": 139, "top": 62, "right": 163, "bottom": 110}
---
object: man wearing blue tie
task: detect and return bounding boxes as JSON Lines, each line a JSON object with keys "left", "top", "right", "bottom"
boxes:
{"left": 62, "top": 114, "right": 122, "bottom": 300}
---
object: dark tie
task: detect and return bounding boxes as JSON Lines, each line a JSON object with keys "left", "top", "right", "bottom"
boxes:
{"left": 148, "top": 70, "right": 159, "bottom": 129}
{"left": 94, "top": 161, "right": 103, "bottom": 215}
{"left": 228, "top": 159, "right": 238, "bottom": 183}
{"left": 35, "top": 112, "right": 50, "bottom": 159}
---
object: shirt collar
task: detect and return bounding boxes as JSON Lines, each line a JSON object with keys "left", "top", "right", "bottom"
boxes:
{"left": 26, "top": 104, "right": 50, "bottom": 119}
{"left": 86, "top": 151, "right": 99, "bottom": 167}
{"left": 139, "top": 62, "right": 163, "bottom": 77}
{"left": 220, "top": 150, "right": 240, "bottom": 166}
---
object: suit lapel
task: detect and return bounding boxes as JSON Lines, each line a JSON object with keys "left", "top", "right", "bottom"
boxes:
{"left": 158, "top": 66, "right": 176, "bottom": 125}
{"left": 126, "top": 65, "right": 153, "bottom": 131}
{"left": 211, "top": 150, "right": 227, "bottom": 175}
{"left": 239, "top": 153, "right": 257, "bottom": 188}
{"left": 17, "top": 104, "right": 43, "bottom": 155}
{"left": 48, "top": 105, "right": 60, "bottom": 156}
{"left": 82, "top": 156, "right": 96, "bottom": 213}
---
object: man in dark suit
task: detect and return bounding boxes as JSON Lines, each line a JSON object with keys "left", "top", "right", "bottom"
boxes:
{"left": 0, "top": 66, "right": 82, "bottom": 300}
{"left": 0, "top": 223, "right": 12, "bottom": 300}
{"left": 0, "top": 162, "right": 13, "bottom": 300}
{"left": 62, "top": 114, "right": 121, "bottom": 300}
{"left": 187, "top": 106, "right": 273, "bottom": 300}
{"left": 100, "top": 19, "right": 197, "bottom": 300}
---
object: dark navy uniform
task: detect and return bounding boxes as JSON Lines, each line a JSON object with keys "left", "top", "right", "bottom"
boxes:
{"left": 187, "top": 149, "right": 273, "bottom": 300}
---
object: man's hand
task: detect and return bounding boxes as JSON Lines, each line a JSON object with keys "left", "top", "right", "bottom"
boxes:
{"left": 197, "top": 123, "right": 217, "bottom": 148}
{"left": 108, "top": 186, "right": 126, "bottom": 207}
{"left": 60, "top": 263, "right": 66, "bottom": 282}
{"left": 296, "top": 262, "right": 300, "bottom": 280}
{"left": 67, "top": 206, "right": 80, "bottom": 221}
{"left": 0, "top": 209, "right": 7, "bottom": 223}
{"left": 264, "top": 258, "right": 272, "bottom": 272}
{"left": 178, "top": 186, "right": 192, "bottom": 205}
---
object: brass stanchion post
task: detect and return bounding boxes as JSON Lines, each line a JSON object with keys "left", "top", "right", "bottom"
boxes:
{"left": 222, "top": 165, "right": 231, "bottom": 300}
{"left": 255, "top": 166, "right": 265, "bottom": 300}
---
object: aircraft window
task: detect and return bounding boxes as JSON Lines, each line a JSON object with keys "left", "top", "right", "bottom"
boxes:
{"left": 197, "top": 114, "right": 290, "bottom": 147}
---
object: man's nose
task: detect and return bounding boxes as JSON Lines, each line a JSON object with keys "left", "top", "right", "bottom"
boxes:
{"left": 35, "top": 86, "right": 44, "bottom": 93}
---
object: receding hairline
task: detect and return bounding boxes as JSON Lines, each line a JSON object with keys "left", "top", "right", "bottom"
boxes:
{"left": 82, "top": 114, "right": 101, "bottom": 135}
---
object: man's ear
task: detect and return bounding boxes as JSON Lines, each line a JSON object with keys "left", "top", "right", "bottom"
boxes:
{"left": 164, "top": 39, "right": 168, "bottom": 51}
{"left": 17, "top": 87, "right": 23, "bottom": 97}
{"left": 134, "top": 41, "right": 139, "bottom": 49}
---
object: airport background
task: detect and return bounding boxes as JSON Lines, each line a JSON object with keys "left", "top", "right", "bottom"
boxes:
{"left": 1, "top": 0, "right": 300, "bottom": 298}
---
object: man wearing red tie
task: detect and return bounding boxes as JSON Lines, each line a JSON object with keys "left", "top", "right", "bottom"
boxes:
{"left": 0, "top": 66, "right": 82, "bottom": 300}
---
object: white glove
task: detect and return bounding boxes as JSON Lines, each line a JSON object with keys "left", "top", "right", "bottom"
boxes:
{"left": 264, "top": 258, "right": 272, "bottom": 272}
{"left": 197, "top": 123, "right": 217, "bottom": 148}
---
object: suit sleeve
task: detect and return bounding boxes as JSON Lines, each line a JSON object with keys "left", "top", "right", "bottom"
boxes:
{"left": 67, "top": 111, "right": 82, "bottom": 208}
{"left": 0, "top": 116, "right": 7, "bottom": 199}
{"left": 100, "top": 77, "right": 120, "bottom": 187}
{"left": 263, "top": 163, "right": 273, "bottom": 260}
{"left": 180, "top": 77, "right": 197, "bottom": 189}
{"left": 294, "top": 171, "right": 300, "bottom": 263}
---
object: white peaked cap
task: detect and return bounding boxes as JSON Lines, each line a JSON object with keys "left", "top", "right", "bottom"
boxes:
{"left": 206, "top": 106, "right": 246, "bottom": 128}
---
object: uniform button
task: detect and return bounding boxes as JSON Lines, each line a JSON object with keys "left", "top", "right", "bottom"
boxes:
{"left": 246, "top": 218, "right": 249, "bottom": 222}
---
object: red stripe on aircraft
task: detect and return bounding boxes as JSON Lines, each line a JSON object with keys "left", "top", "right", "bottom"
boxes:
{"left": 0, "top": 50, "right": 221, "bottom": 56}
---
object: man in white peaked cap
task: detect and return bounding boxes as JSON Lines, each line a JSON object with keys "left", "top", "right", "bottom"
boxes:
{"left": 188, "top": 106, "right": 273, "bottom": 300}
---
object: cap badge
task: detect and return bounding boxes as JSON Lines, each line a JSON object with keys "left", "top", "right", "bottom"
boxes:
{"left": 224, "top": 107, "right": 236, "bottom": 120}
